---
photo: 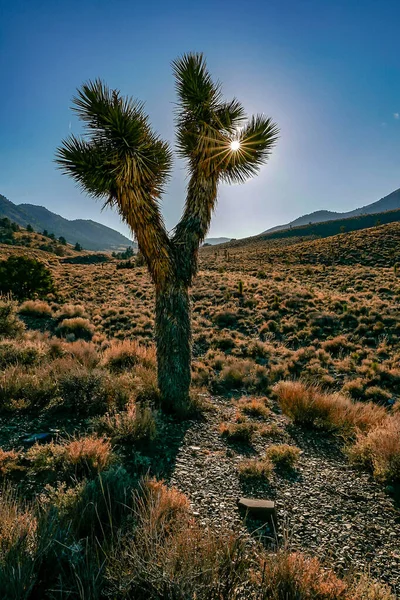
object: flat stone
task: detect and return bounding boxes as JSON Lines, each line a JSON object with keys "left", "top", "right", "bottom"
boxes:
{"left": 238, "top": 497, "right": 277, "bottom": 524}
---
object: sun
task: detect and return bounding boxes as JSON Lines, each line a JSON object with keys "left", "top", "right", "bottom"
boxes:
{"left": 230, "top": 140, "right": 240, "bottom": 151}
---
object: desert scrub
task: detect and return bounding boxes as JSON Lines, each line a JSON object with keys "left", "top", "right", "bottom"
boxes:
{"left": 265, "top": 444, "right": 300, "bottom": 471}
{"left": 347, "top": 414, "right": 400, "bottom": 483}
{"left": 106, "top": 478, "right": 252, "bottom": 599}
{"left": 53, "top": 365, "right": 131, "bottom": 415}
{"left": 219, "top": 421, "right": 256, "bottom": 443}
{"left": 18, "top": 300, "right": 53, "bottom": 318}
{"left": 0, "top": 339, "right": 45, "bottom": 368}
{"left": 56, "top": 316, "right": 95, "bottom": 341}
{"left": 93, "top": 401, "right": 157, "bottom": 447}
{"left": 274, "top": 380, "right": 387, "bottom": 434}
{"left": 236, "top": 396, "right": 270, "bottom": 418}
{"left": 0, "top": 449, "right": 22, "bottom": 478}
{"left": 103, "top": 339, "right": 156, "bottom": 372}
{"left": 0, "top": 297, "right": 25, "bottom": 339}
{"left": 55, "top": 303, "right": 88, "bottom": 320}
{"left": 0, "top": 365, "right": 58, "bottom": 412}
{"left": 238, "top": 456, "right": 274, "bottom": 480}
{"left": 211, "top": 358, "right": 268, "bottom": 393}
{"left": 0, "top": 486, "right": 38, "bottom": 598}
{"left": 27, "top": 436, "right": 114, "bottom": 480}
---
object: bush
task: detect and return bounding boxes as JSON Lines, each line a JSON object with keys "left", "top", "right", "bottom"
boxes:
{"left": 238, "top": 456, "right": 273, "bottom": 480}
{"left": 0, "top": 340, "right": 44, "bottom": 368}
{"left": 347, "top": 415, "right": 400, "bottom": 483}
{"left": 55, "top": 367, "right": 130, "bottom": 416}
{"left": 18, "top": 300, "right": 53, "bottom": 318}
{"left": 237, "top": 396, "right": 270, "bottom": 418}
{"left": 265, "top": 444, "right": 300, "bottom": 470}
{"left": 260, "top": 551, "right": 347, "bottom": 599}
{"left": 274, "top": 381, "right": 386, "bottom": 434}
{"left": 56, "top": 317, "right": 95, "bottom": 340}
{"left": 0, "top": 298, "right": 25, "bottom": 339}
{"left": 93, "top": 402, "right": 157, "bottom": 447}
{"left": 0, "top": 256, "right": 54, "bottom": 300}
{"left": 0, "top": 365, "right": 58, "bottom": 412}
{"left": 27, "top": 436, "right": 114, "bottom": 480}
{"left": 55, "top": 304, "right": 87, "bottom": 320}
{"left": 103, "top": 340, "right": 156, "bottom": 372}
{"left": 219, "top": 421, "right": 256, "bottom": 443}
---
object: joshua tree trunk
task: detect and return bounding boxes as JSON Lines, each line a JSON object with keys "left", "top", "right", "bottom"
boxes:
{"left": 155, "top": 279, "right": 191, "bottom": 414}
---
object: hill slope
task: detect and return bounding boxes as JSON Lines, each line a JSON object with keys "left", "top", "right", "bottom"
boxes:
{"left": 0, "top": 195, "right": 132, "bottom": 251}
{"left": 263, "top": 187, "right": 400, "bottom": 233}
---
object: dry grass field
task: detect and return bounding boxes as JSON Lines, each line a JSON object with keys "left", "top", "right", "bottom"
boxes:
{"left": 0, "top": 221, "right": 399, "bottom": 598}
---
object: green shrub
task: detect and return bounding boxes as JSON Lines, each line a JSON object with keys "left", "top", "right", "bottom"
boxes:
{"left": 0, "top": 256, "right": 54, "bottom": 300}
{"left": 0, "top": 298, "right": 25, "bottom": 339}
{"left": 0, "top": 340, "right": 44, "bottom": 368}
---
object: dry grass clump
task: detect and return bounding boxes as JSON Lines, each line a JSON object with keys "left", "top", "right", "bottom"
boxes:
{"left": 347, "top": 414, "right": 400, "bottom": 482}
{"left": 18, "top": 300, "right": 53, "bottom": 318}
{"left": 63, "top": 339, "right": 100, "bottom": 368}
{"left": 259, "top": 550, "right": 347, "bottom": 599}
{"left": 93, "top": 401, "right": 157, "bottom": 447}
{"left": 212, "top": 358, "right": 269, "bottom": 393}
{"left": 274, "top": 381, "right": 386, "bottom": 434}
{"left": 0, "top": 449, "right": 21, "bottom": 478}
{"left": 56, "top": 316, "right": 95, "bottom": 341}
{"left": 238, "top": 445, "right": 300, "bottom": 481}
{"left": 237, "top": 396, "right": 271, "bottom": 418}
{"left": 219, "top": 421, "right": 256, "bottom": 443}
{"left": 238, "top": 456, "right": 274, "bottom": 480}
{"left": 0, "top": 358, "right": 132, "bottom": 415}
{"left": 0, "top": 297, "right": 25, "bottom": 339}
{"left": 265, "top": 444, "right": 300, "bottom": 470}
{"left": 0, "top": 339, "right": 45, "bottom": 368}
{"left": 55, "top": 303, "right": 87, "bottom": 320}
{"left": 106, "top": 478, "right": 252, "bottom": 599}
{"left": 27, "top": 435, "right": 114, "bottom": 479}
{"left": 103, "top": 339, "right": 156, "bottom": 372}
{"left": 0, "top": 486, "right": 38, "bottom": 598}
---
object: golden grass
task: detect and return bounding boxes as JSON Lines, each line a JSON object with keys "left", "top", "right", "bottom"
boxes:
{"left": 347, "top": 414, "right": 400, "bottom": 482}
{"left": 274, "top": 381, "right": 387, "bottom": 434}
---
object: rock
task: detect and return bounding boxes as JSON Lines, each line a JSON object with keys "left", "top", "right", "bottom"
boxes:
{"left": 238, "top": 498, "right": 277, "bottom": 525}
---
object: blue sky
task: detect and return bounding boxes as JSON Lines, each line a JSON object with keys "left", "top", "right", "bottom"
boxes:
{"left": 1, "top": 0, "right": 399, "bottom": 239}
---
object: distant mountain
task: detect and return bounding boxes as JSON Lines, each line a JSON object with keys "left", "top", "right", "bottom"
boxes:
{"left": 0, "top": 195, "right": 132, "bottom": 251}
{"left": 262, "top": 188, "right": 400, "bottom": 234}
{"left": 203, "top": 237, "right": 232, "bottom": 246}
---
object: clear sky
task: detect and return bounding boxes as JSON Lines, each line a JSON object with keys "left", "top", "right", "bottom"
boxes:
{"left": 1, "top": 0, "right": 399, "bottom": 239}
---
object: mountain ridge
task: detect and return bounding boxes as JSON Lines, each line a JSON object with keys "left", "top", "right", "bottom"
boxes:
{"left": 0, "top": 195, "right": 133, "bottom": 251}
{"left": 263, "top": 187, "right": 400, "bottom": 233}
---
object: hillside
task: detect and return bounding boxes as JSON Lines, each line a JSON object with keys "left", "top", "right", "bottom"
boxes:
{"left": 0, "top": 194, "right": 133, "bottom": 251}
{"left": 223, "top": 207, "right": 400, "bottom": 250}
{"left": 263, "top": 187, "right": 400, "bottom": 233}
{"left": 203, "top": 221, "right": 400, "bottom": 268}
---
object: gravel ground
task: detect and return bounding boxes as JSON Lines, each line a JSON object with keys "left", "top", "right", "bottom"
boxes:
{"left": 168, "top": 397, "right": 400, "bottom": 594}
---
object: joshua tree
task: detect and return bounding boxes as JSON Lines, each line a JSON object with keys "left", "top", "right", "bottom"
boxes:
{"left": 56, "top": 53, "right": 278, "bottom": 415}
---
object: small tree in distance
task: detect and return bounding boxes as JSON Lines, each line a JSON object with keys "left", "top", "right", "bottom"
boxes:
{"left": 56, "top": 53, "right": 278, "bottom": 415}
{"left": 0, "top": 256, "right": 54, "bottom": 300}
